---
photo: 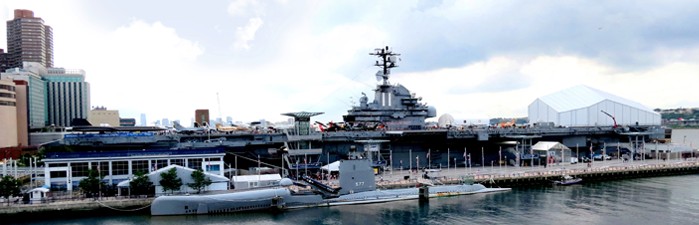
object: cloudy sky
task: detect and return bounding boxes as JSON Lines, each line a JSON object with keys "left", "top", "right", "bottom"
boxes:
{"left": 2, "top": 0, "right": 698, "bottom": 126}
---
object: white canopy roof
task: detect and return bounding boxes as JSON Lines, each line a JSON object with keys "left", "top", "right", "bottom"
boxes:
{"left": 532, "top": 141, "right": 571, "bottom": 152}
{"left": 28, "top": 187, "right": 50, "bottom": 193}
{"left": 321, "top": 161, "right": 340, "bottom": 172}
{"left": 537, "top": 85, "right": 654, "bottom": 112}
{"left": 117, "top": 165, "right": 229, "bottom": 187}
{"left": 231, "top": 174, "right": 281, "bottom": 182}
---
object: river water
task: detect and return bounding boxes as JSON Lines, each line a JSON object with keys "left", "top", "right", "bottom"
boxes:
{"left": 14, "top": 174, "right": 699, "bottom": 225}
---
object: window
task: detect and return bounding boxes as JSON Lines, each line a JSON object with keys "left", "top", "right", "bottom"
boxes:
{"left": 91, "top": 161, "right": 109, "bottom": 176}
{"left": 50, "top": 171, "right": 67, "bottom": 178}
{"left": 154, "top": 159, "right": 168, "bottom": 170}
{"left": 112, "top": 161, "right": 128, "bottom": 175}
{"left": 132, "top": 160, "right": 148, "bottom": 174}
{"left": 188, "top": 158, "right": 202, "bottom": 170}
{"left": 170, "top": 159, "right": 184, "bottom": 167}
{"left": 71, "top": 162, "right": 89, "bottom": 177}
{"left": 205, "top": 164, "right": 220, "bottom": 172}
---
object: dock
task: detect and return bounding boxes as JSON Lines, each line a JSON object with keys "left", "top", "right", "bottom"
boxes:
{"left": 375, "top": 159, "right": 699, "bottom": 189}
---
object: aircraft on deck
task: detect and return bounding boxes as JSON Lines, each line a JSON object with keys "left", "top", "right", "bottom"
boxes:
{"left": 172, "top": 121, "right": 211, "bottom": 134}
{"left": 215, "top": 123, "right": 250, "bottom": 132}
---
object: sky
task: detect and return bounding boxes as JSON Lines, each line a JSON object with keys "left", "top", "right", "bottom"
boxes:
{"left": 1, "top": 0, "right": 699, "bottom": 126}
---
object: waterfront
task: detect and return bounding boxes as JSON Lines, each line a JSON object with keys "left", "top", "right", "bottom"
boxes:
{"left": 13, "top": 174, "right": 699, "bottom": 225}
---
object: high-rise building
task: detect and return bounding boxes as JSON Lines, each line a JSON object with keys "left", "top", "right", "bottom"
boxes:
{"left": 44, "top": 67, "right": 90, "bottom": 127}
{"left": 6, "top": 9, "right": 53, "bottom": 69}
{"left": 88, "top": 106, "right": 119, "bottom": 126}
{"left": 0, "top": 62, "right": 46, "bottom": 129}
{"left": 13, "top": 80, "right": 28, "bottom": 146}
{"left": 0, "top": 78, "right": 18, "bottom": 148}
{"left": 195, "top": 109, "right": 209, "bottom": 127}
{"left": 161, "top": 118, "right": 170, "bottom": 127}
{"left": 0, "top": 49, "right": 10, "bottom": 72}
{"left": 140, "top": 113, "right": 147, "bottom": 126}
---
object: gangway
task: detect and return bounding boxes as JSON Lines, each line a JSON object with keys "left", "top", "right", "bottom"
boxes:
{"left": 301, "top": 175, "right": 341, "bottom": 195}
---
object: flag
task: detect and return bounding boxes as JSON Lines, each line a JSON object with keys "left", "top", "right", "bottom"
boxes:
{"left": 426, "top": 149, "right": 430, "bottom": 159}
{"left": 463, "top": 150, "right": 467, "bottom": 159}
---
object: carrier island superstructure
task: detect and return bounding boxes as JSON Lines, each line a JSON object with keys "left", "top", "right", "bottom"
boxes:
{"left": 43, "top": 46, "right": 667, "bottom": 177}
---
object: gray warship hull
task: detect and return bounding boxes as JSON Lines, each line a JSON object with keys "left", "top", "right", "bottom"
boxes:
{"left": 150, "top": 183, "right": 510, "bottom": 216}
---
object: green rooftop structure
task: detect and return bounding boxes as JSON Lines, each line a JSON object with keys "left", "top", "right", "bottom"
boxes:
{"left": 281, "top": 111, "right": 323, "bottom": 136}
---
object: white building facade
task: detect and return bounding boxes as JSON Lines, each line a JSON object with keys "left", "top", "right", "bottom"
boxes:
{"left": 528, "top": 85, "right": 661, "bottom": 127}
{"left": 42, "top": 148, "right": 225, "bottom": 192}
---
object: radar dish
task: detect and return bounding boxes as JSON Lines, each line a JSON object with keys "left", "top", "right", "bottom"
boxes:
{"left": 438, "top": 114, "right": 455, "bottom": 127}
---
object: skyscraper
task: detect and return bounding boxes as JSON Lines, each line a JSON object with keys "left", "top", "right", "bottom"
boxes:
{"left": 0, "top": 49, "right": 10, "bottom": 72}
{"left": 44, "top": 67, "right": 90, "bottom": 127}
{"left": 0, "top": 78, "right": 18, "bottom": 148}
{"left": 140, "top": 113, "right": 147, "bottom": 126}
{"left": 0, "top": 62, "right": 46, "bottom": 129}
{"left": 6, "top": 9, "right": 53, "bottom": 69}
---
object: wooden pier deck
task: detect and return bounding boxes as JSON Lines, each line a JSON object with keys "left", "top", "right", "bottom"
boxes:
{"left": 375, "top": 159, "right": 699, "bottom": 189}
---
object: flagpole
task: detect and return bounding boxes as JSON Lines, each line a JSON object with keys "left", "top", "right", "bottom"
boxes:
{"left": 258, "top": 155, "right": 261, "bottom": 184}
{"left": 447, "top": 148, "right": 450, "bottom": 171}
{"left": 499, "top": 146, "right": 502, "bottom": 170}
{"left": 409, "top": 149, "right": 412, "bottom": 173}
{"left": 390, "top": 149, "right": 393, "bottom": 176}
{"left": 481, "top": 147, "right": 484, "bottom": 170}
{"left": 464, "top": 147, "right": 467, "bottom": 174}
{"left": 427, "top": 149, "right": 431, "bottom": 169}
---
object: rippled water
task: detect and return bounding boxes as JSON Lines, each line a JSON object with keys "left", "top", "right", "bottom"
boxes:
{"left": 16, "top": 174, "right": 699, "bottom": 225}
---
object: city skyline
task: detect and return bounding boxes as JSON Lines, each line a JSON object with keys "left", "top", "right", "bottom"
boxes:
{"left": 2, "top": 1, "right": 699, "bottom": 125}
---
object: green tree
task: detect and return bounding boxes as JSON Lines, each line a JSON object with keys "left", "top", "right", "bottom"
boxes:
{"left": 130, "top": 171, "right": 153, "bottom": 196}
{"left": 79, "top": 169, "right": 105, "bottom": 198}
{"left": 159, "top": 167, "right": 182, "bottom": 194}
{"left": 187, "top": 169, "right": 212, "bottom": 194}
{"left": 0, "top": 175, "right": 22, "bottom": 205}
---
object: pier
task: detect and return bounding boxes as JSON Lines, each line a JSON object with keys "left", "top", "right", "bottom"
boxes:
{"left": 375, "top": 158, "right": 699, "bottom": 189}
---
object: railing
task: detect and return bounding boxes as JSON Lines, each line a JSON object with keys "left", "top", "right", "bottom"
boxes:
{"left": 45, "top": 147, "right": 226, "bottom": 159}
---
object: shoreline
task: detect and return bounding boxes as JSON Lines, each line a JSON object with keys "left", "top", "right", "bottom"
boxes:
{"left": 3, "top": 160, "right": 698, "bottom": 220}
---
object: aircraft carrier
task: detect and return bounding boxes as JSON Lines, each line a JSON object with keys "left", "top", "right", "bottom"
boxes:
{"left": 45, "top": 47, "right": 666, "bottom": 171}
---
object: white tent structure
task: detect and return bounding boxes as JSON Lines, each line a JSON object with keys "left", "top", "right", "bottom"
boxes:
{"left": 532, "top": 141, "right": 573, "bottom": 163}
{"left": 231, "top": 174, "right": 281, "bottom": 190}
{"left": 27, "top": 187, "right": 49, "bottom": 203}
{"left": 320, "top": 161, "right": 340, "bottom": 172}
{"left": 528, "top": 85, "right": 660, "bottom": 127}
{"left": 117, "top": 165, "right": 229, "bottom": 196}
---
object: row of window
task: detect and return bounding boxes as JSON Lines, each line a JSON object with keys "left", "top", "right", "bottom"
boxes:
{"left": 0, "top": 100, "right": 16, "bottom": 106}
{"left": 0, "top": 84, "right": 15, "bottom": 92}
{"left": 0, "top": 93, "right": 16, "bottom": 98}
{"left": 47, "top": 158, "right": 223, "bottom": 178}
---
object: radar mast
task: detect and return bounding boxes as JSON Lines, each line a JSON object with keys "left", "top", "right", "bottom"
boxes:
{"left": 370, "top": 46, "right": 401, "bottom": 85}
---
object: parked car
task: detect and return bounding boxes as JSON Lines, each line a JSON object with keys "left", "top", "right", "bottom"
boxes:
{"left": 592, "top": 154, "right": 611, "bottom": 161}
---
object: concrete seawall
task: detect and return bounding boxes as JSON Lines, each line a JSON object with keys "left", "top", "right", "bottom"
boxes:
{"left": 1, "top": 198, "right": 152, "bottom": 221}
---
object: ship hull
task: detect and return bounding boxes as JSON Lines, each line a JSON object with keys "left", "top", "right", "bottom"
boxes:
{"left": 150, "top": 184, "right": 510, "bottom": 216}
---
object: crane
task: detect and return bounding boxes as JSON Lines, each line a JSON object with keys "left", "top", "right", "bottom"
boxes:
{"left": 600, "top": 110, "right": 618, "bottom": 128}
